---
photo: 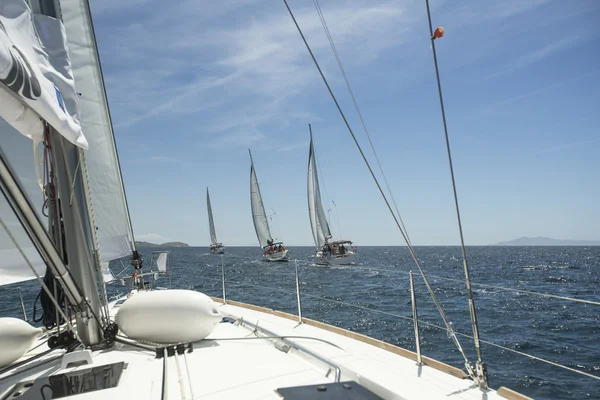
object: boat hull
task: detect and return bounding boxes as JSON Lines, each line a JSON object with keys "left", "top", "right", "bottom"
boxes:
{"left": 210, "top": 247, "right": 225, "bottom": 255}
{"left": 315, "top": 250, "right": 355, "bottom": 265}
{"left": 263, "top": 249, "right": 289, "bottom": 262}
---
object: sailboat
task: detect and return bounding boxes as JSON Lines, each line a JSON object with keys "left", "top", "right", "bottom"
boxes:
{"left": 0, "top": 0, "right": 532, "bottom": 399}
{"left": 206, "top": 188, "right": 225, "bottom": 254}
{"left": 307, "top": 125, "right": 356, "bottom": 265}
{"left": 249, "top": 150, "right": 289, "bottom": 261}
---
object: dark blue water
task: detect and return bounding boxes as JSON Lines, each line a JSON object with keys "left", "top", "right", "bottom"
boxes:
{"left": 2, "top": 246, "right": 599, "bottom": 399}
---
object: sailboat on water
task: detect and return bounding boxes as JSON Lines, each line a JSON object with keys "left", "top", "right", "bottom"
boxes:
{"left": 308, "top": 125, "right": 356, "bottom": 265}
{"left": 249, "top": 150, "right": 289, "bottom": 261}
{"left": 206, "top": 188, "right": 225, "bottom": 254}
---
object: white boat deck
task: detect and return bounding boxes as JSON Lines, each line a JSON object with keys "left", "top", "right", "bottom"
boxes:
{"left": 0, "top": 295, "right": 529, "bottom": 400}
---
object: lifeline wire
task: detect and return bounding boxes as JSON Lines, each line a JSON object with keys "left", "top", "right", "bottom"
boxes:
{"left": 224, "top": 276, "right": 600, "bottom": 382}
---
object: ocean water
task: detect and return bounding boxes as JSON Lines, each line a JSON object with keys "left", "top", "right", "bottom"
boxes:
{"left": 1, "top": 246, "right": 599, "bottom": 399}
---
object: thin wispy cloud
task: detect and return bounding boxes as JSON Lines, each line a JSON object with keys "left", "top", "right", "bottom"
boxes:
{"left": 131, "top": 155, "right": 183, "bottom": 164}
{"left": 486, "top": 36, "right": 580, "bottom": 79}
{"left": 535, "top": 138, "right": 600, "bottom": 155}
{"left": 276, "top": 141, "right": 308, "bottom": 152}
{"left": 150, "top": 156, "right": 182, "bottom": 163}
{"left": 448, "top": 0, "right": 550, "bottom": 29}
{"left": 479, "top": 69, "right": 600, "bottom": 114}
{"left": 93, "top": 0, "right": 420, "bottom": 148}
{"left": 135, "top": 233, "right": 170, "bottom": 243}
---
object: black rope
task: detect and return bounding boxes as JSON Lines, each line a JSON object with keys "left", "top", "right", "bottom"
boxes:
{"left": 32, "top": 216, "right": 68, "bottom": 329}
{"left": 32, "top": 267, "right": 65, "bottom": 329}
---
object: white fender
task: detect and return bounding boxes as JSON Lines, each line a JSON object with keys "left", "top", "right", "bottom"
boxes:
{"left": 0, "top": 318, "right": 43, "bottom": 367}
{"left": 116, "top": 290, "right": 222, "bottom": 343}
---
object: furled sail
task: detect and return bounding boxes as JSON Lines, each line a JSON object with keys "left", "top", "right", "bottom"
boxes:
{"left": 59, "top": 0, "right": 136, "bottom": 263}
{"left": 206, "top": 188, "right": 218, "bottom": 245}
{"left": 307, "top": 130, "right": 332, "bottom": 248}
{"left": 249, "top": 151, "right": 272, "bottom": 247}
{"left": 0, "top": 0, "right": 87, "bottom": 148}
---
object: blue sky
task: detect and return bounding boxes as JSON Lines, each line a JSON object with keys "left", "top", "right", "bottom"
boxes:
{"left": 89, "top": 0, "right": 600, "bottom": 246}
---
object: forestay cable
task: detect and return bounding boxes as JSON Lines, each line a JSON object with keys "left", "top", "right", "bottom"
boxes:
{"left": 281, "top": 0, "right": 476, "bottom": 380}
{"left": 423, "top": 0, "right": 485, "bottom": 386}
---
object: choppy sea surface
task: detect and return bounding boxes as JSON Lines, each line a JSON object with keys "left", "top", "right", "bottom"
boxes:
{"left": 1, "top": 245, "right": 599, "bottom": 399}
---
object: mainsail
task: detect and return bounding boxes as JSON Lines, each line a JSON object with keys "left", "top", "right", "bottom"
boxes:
{"left": 307, "top": 127, "right": 332, "bottom": 248}
{"left": 249, "top": 151, "right": 272, "bottom": 247}
{"left": 60, "top": 0, "right": 136, "bottom": 268}
{"left": 206, "top": 188, "right": 218, "bottom": 245}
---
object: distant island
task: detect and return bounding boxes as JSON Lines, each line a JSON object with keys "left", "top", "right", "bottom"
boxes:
{"left": 495, "top": 237, "right": 600, "bottom": 246}
{"left": 135, "top": 241, "right": 189, "bottom": 247}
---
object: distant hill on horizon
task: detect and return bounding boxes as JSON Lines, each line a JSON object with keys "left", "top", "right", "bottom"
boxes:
{"left": 495, "top": 236, "right": 600, "bottom": 246}
{"left": 135, "top": 241, "right": 189, "bottom": 247}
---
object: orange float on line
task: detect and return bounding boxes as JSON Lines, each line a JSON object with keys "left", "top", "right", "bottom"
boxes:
{"left": 432, "top": 26, "right": 444, "bottom": 40}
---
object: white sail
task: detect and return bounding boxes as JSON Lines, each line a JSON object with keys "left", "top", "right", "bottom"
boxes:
{"left": 0, "top": 0, "right": 87, "bottom": 148}
{"left": 307, "top": 132, "right": 332, "bottom": 248}
{"left": 0, "top": 0, "right": 84, "bottom": 286}
{"left": 156, "top": 252, "right": 168, "bottom": 273}
{"left": 249, "top": 151, "right": 272, "bottom": 247}
{"left": 206, "top": 188, "right": 218, "bottom": 244}
{"left": 59, "top": 0, "right": 135, "bottom": 262}
{"left": 100, "top": 262, "right": 113, "bottom": 283}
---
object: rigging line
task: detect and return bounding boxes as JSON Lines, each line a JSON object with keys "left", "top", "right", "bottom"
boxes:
{"left": 423, "top": 274, "right": 600, "bottom": 307}
{"left": 0, "top": 216, "right": 77, "bottom": 337}
{"left": 424, "top": 0, "right": 484, "bottom": 381}
{"left": 311, "top": 130, "right": 340, "bottom": 239}
{"left": 319, "top": 152, "right": 343, "bottom": 240}
{"left": 312, "top": 0, "right": 411, "bottom": 246}
{"left": 262, "top": 180, "right": 283, "bottom": 241}
{"left": 477, "top": 338, "right": 600, "bottom": 382}
{"left": 281, "top": 0, "right": 475, "bottom": 378}
{"left": 421, "top": 319, "right": 600, "bottom": 382}
{"left": 323, "top": 263, "right": 600, "bottom": 307}
{"left": 217, "top": 255, "right": 600, "bottom": 307}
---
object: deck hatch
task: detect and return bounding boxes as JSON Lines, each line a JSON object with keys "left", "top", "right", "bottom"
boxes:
{"left": 276, "top": 381, "right": 383, "bottom": 399}
{"left": 5, "top": 361, "right": 125, "bottom": 399}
